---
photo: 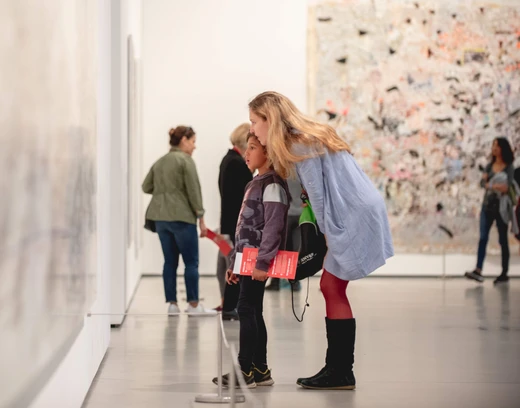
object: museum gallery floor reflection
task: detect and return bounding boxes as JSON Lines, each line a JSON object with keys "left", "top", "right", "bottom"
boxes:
{"left": 83, "top": 277, "right": 520, "bottom": 408}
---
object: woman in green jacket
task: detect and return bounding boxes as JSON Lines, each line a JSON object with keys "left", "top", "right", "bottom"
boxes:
{"left": 142, "top": 126, "right": 215, "bottom": 315}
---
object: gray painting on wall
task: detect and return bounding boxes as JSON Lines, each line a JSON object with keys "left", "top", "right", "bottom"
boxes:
{"left": 0, "top": 1, "right": 97, "bottom": 406}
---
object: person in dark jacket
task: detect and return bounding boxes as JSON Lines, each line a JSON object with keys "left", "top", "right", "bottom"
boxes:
{"left": 215, "top": 123, "right": 253, "bottom": 319}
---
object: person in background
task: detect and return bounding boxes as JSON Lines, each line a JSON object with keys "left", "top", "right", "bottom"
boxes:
{"left": 142, "top": 126, "right": 215, "bottom": 315}
{"left": 465, "top": 137, "right": 516, "bottom": 284}
{"left": 215, "top": 123, "right": 253, "bottom": 319}
{"left": 515, "top": 167, "right": 520, "bottom": 254}
{"left": 248, "top": 91, "right": 393, "bottom": 390}
{"left": 265, "top": 177, "right": 303, "bottom": 291}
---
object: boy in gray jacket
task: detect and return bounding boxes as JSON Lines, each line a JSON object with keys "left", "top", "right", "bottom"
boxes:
{"left": 213, "top": 133, "right": 289, "bottom": 388}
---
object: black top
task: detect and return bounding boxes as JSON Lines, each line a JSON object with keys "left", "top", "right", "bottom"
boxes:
{"left": 219, "top": 149, "right": 253, "bottom": 241}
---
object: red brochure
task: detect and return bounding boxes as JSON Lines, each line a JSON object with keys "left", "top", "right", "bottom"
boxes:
{"left": 236, "top": 247, "right": 298, "bottom": 279}
{"left": 206, "top": 229, "right": 232, "bottom": 256}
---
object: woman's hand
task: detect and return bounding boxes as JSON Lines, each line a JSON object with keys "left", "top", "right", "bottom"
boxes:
{"left": 199, "top": 218, "right": 208, "bottom": 238}
{"left": 226, "top": 269, "right": 239, "bottom": 284}
{"left": 252, "top": 268, "right": 268, "bottom": 282}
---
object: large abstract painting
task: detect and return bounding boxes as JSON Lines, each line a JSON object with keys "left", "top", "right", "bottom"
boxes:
{"left": 0, "top": 1, "right": 97, "bottom": 406}
{"left": 309, "top": 0, "right": 520, "bottom": 253}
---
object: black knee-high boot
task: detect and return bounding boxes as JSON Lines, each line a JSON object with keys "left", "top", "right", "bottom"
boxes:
{"left": 297, "top": 318, "right": 356, "bottom": 390}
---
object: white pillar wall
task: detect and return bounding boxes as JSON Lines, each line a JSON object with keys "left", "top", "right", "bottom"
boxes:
{"left": 111, "top": 0, "right": 143, "bottom": 325}
{"left": 141, "top": 0, "right": 308, "bottom": 280}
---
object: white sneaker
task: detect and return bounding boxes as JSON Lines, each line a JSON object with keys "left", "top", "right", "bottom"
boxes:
{"left": 167, "top": 304, "right": 180, "bottom": 315}
{"left": 186, "top": 303, "right": 217, "bottom": 316}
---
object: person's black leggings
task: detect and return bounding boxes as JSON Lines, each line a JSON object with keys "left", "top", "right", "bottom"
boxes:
{"left": 237, "top": 276, "right": 267, "bottom": 373}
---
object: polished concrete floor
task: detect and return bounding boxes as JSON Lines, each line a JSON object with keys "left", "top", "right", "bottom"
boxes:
{"left": 83, "top": 277, "right": 520, "bottom": 408}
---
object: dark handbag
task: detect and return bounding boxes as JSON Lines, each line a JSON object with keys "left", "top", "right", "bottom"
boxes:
{"left": 293, "top": 195, "right": 327, "bottom": 281}
{"left": 144, "top": 205, "right": 156, "bottom": 233}
{"left": 144, "top": 218, "right": 156, "bottom": 233}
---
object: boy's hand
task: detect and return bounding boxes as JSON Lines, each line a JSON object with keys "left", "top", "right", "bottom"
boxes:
{"left": 226, "top": 269, "right": 239, "bottom": 284}
{"left": 252, "top": 268, "right": 268, "bottom": 282}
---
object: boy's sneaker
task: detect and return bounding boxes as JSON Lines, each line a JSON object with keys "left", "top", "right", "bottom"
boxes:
{"left": 465, "top": 270, "right": 484, "bottom": 283}
{"left": 253, "top": 364, "right": 274, "bottom": 386}
{"left": 493, "top": 275, "right": 509, "bottom": 284}
{"left": 212, "top": 370, "right": 256, "bottom": 389}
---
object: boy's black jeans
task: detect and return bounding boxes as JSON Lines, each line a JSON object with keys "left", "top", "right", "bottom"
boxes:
{"left": 237, "top": 275, "right": 268, "bottom": 373}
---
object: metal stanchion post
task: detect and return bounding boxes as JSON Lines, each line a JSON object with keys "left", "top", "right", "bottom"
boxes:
{"left": 442, "top": 245, "right": 446, "bottom": 279}
{"left": 194, "top": 314, "right": 245, "bottom": 404}
{"left": 217, "top": 311, "right": 223, "bottom": 398}
{"left": 230, "top": 360, "right": 236, "bottom": 408}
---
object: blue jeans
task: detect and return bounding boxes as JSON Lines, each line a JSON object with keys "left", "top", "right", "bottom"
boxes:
{"left": 476, "top": 209, "right": 509, "bottom": 275}
{"left": 155, "top": 221, "right": 199, "bottom": 303}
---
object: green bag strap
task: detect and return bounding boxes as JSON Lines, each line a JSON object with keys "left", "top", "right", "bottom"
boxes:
{"left": 299, "top": 199, "right": 317, "bottom": 225}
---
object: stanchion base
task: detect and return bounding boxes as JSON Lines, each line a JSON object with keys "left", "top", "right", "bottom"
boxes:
{"left": 194, "top": 393, "right": 245, "bottom": 404}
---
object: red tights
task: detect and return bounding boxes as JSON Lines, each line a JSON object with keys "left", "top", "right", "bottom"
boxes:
{"left": 320, "top": 269, "right": 353, "bottom": 319}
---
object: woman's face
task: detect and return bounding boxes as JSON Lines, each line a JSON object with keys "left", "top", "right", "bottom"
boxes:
{"left": 249, "top": 110, "right": 269, "bottom": 146}
{"left": 180, "top": 135, "right": 196, "bottom": 156}
{"left": 492, "top": 139, "right": 501, "bottom": 158}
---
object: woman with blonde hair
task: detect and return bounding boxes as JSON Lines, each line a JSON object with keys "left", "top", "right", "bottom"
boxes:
{"left": 248, "top": 91, "right": 394, "bottom": 390}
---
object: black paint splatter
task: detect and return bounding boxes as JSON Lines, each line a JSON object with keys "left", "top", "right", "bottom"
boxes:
{"left": 325, "top": 111, "right": 337, "bottom": 120}
{"left": 438, "top": 225, "right": 454, "bottom": 238}
{"left": 431, "top": 118, "right": 453, "bottom": 123}
{"left": 358, "top": 30, "right": 368, "bottom": 36}
{"left": 336, "top": 57, "right": 347, "bottom": 64}
{"left": 389, "top": 47, "right": 397, "bottom": 55}
{"left": 318, "top": 17, "right": 332, "bottom": 22}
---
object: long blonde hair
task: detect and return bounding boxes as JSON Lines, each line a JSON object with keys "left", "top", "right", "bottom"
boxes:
{"left": 248, "top": 91, "right": 350, "bottom": 178}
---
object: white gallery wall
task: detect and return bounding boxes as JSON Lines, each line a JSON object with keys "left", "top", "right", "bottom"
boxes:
{"left": 142, "top": 0, "right": 519, "bottom": 280}
{"left": 142, "top": 0, "right": 308, "bottom": 280}
{"left": 29, "top": 0, "right": 143, "bottom": 406}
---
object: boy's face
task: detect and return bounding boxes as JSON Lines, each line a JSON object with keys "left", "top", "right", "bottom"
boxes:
{"left": 245, "top": 137, "right": 268, "bottom": 172}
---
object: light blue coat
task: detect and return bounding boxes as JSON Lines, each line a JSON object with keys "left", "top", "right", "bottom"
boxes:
{"left": 294, "top": 144, "right": 394, "bottom": 280}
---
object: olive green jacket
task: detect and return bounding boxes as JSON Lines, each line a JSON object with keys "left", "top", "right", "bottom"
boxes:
{"left": 142, "top": 148, "right": 205, "bottom": 225}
